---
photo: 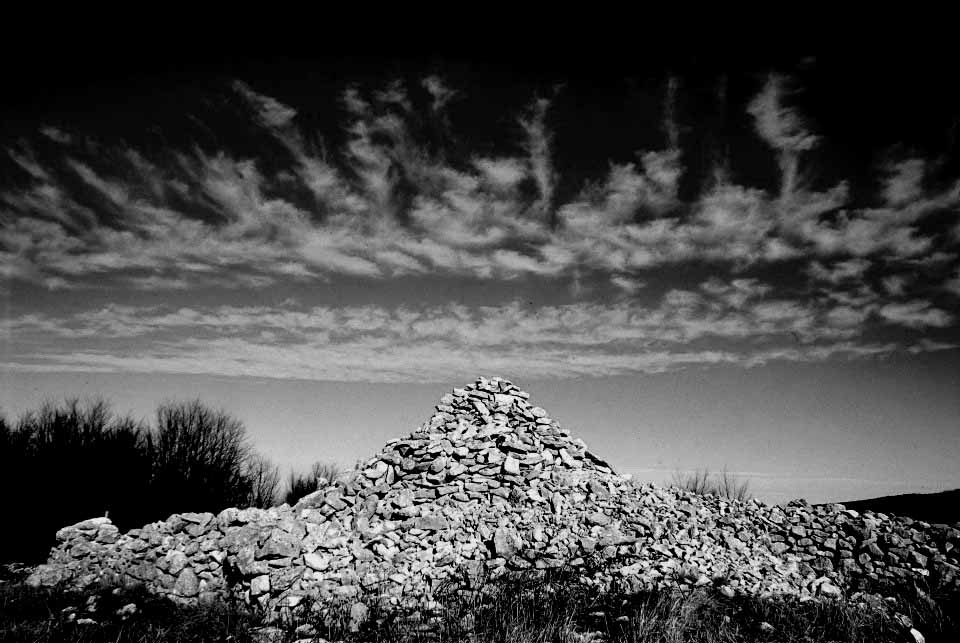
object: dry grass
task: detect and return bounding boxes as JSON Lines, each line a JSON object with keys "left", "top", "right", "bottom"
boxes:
{"left": 3, "top": 566, "right": 956, "bottom": 643}
{"left": 671, "top": 468, "right": 752, "bottom": 502}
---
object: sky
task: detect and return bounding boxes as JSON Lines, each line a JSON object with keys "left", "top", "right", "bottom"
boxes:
{"left": 1, "top": 49, "right": 958, "bottom": 505}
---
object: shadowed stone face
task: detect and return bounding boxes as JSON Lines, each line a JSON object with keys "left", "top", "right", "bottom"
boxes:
{"left": 174, "top": 568, "right": 199, "bottom": 597}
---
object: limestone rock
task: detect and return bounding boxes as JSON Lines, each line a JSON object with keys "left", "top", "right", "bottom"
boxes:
{"left": 587, "top": 511, "right": 611, "bottom": 526}
{"left": 174, "top": 568, "right": 199, "bottom": 597}
{"left": 503, "top": 455, "right": 521, "bottom": 476}
{"left": 364, "top": 461, "right": 388, "bottom": 479}
{"left": 493, "top": 527, "right": 522, "bottom": 558}
{"left": 303, "top": 552, "right": 330, "bottom": 571}
{"left": 250, "top": 574, "right": 271, "bottom": 596}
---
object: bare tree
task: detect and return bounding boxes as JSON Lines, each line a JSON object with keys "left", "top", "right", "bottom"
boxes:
{"left": 22, "top": 397, "right": 112, "bottom": 451}
{"left": 148, "top": 399, "right": 252, "bottom": 515}
{"left": 245, "top": 454, "right": 281, "bottom": 508}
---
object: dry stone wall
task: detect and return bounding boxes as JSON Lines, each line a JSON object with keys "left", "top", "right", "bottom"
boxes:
{"left": 28, "top": 377, "right": 960, "bottom": 617}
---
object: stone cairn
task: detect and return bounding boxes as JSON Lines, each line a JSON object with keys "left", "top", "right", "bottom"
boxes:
{"left": 29, "top": 377, "right": 960, "bottom": 619}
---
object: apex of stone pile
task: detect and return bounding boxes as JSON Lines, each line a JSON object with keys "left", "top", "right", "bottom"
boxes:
{"left": 348, "top": 376, "right": 616, "bottom": 497}
{"left": 424, "top": 376, "right": 560, "bottom": 437}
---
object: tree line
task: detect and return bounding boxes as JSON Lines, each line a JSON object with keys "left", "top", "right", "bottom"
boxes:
{"left": 0, "top": 397, "right": 341, "bottom": 564}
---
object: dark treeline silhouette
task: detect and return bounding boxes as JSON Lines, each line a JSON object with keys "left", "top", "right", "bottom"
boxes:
{"left": 826, "top": 489, "right": 960, "bottom": 526}
{"left": 0, "top": 397, "right": 284, "bottom": 564}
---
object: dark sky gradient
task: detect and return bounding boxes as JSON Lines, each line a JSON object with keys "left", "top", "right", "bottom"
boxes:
{"left": 2, "top": 46, "right": 958, "bottom": 504}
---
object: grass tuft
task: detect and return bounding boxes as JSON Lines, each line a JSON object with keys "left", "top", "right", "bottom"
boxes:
{"left": 671, "top": 467, "right": 753, "bottom": 502}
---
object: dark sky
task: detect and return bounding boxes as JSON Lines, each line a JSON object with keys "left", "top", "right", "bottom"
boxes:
{"left": 2, "top": 40, "right": 958, "bottom": 504}
{"left": 5, "top": 45, "right": 958, "bottom": 197}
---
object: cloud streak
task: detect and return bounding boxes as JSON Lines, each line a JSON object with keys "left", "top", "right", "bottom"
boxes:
{"left": 747, "top": 74, "right": 820, "bottom": 199}
{"left": 1, "top": 75, "right": 956, "bottom": 293}
{"left": 2, "top": 277, "right": 954, "bottom": 382}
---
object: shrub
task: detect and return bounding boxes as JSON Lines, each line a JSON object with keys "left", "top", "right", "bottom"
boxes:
{"left": 1, "top": 397, "right": 285, "bottom": 564}
{"left": 0, "top": 398, "right": 151, "bottom": 564}
{"left": 284, "top": 461, "right": 342, "bottom": 506}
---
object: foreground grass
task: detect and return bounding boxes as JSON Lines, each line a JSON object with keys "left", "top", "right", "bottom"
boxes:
{"left": 2, "top": 568, "right": 957, "bottom": 642}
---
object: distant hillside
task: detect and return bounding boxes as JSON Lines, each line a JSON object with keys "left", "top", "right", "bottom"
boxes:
{"left": 825, "top": 489, "right": 960, "bottom": 526}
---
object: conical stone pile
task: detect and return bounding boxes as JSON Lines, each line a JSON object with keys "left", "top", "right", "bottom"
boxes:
{"left": 28, "top": 377, "right": 960, "bottom": 618}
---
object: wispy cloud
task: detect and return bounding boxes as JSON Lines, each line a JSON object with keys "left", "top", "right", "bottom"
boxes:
{"left": 2, "top": 276, "right": 954, "bottom": 382}
{"left": 808, "top": 258, "right": 871, "bottom": 284}
{"left": 422, "top": 75, "right": 458, "bottom": 114}
{"left": 2, "top": 339, "right": 908, "bottom": 384}
{"left": 519, "top": 96, "right": 557, "bottom": 221}
{"left": 1, "top": 73, "right": 957, "bottom": 382}
{"left": 2, "top": 75, "right": 958, "bottom": 293}
{"left": 883, "top": 158, "right": 926, "bottom": 206}
{"left": 232, "top": 81, "right": 297, "bottom": 128}
{"left": 747, "top": 74, "right": 820, "bottom": 199}
{"left": 879, "top": 300, "right": 953, "bottom": 329}
{"left": 39, "top": 127, "right": 72, "bottom": 144}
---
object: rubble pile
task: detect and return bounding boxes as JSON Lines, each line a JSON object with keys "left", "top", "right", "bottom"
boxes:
{"left": 28, "top": 377, "right": 960, "bottom": 618}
